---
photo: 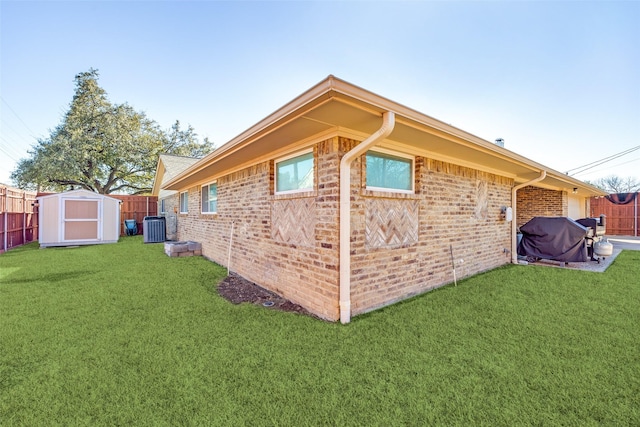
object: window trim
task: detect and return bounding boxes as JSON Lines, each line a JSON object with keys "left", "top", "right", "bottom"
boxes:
{"left": 179, "top": 191, "right": 189, "bottom": 214}
{"left": 365, "top": 148, "right": 415, "bottom": 194}
{"left": 274, "top": 149, "right": 315, "bottom": 195}
{"left": 201, "top": 182, "right": 218, "bottom": 214}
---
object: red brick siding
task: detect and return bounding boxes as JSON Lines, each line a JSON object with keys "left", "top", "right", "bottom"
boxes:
{"left": 516, "top": 186, "right": 567, "bottom": 228}
{"left": 177, "top": 140, "right": 341, "bottom": 320}
{"left": 349, "top": 156, "right": 514, "bottom": 316}
{"left": 175, "top": 136, "right": 515, "bottom": 321}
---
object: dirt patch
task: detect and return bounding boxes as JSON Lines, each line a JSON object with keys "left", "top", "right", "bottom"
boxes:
{"left": 218, "top": 273, "right": 317, "bottom": 318}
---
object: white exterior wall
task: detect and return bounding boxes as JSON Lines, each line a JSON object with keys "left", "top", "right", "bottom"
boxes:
{"left": 567, "top": 195, "right": 586, "bottom": 219}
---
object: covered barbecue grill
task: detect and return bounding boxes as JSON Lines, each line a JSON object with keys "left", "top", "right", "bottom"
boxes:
{"left": 575, "top": 214, "right": 606, "bottom": 238}
{"left": 517, "top": 217, "right": 589, "bottom": 263}
{"left": 576, "top": 214, "right": 607, "bottom": 260}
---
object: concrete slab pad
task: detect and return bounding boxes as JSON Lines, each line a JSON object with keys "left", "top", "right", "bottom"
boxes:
{"left": 518, "top": 236, "right": 638, "bottom": 273}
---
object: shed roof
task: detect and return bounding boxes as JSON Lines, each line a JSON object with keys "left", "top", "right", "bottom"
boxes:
{"left": 163, "top": 75, "right": 606, "bottom": 197}
{"left": 36, "top": 189, "right": 120, "bottom": 201}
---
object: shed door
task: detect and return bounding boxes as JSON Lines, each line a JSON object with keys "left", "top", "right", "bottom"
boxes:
{"left": 63, "top": 199, "right": 101, "bottom": 241}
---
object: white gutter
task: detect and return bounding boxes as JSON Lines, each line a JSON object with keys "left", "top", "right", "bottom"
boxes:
{"left": 339, "top": 111, "right": 395, "bottom": 324}
{"left": 511, "top": 170, "right": 547, "bottom": 264}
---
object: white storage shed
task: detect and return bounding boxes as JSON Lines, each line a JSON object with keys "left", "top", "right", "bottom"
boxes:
{"left": 37, "top": 189, "right": 121, "bottom": 248}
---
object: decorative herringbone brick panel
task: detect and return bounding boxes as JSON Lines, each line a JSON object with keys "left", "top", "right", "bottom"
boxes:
{"left": 365, "top": 198, "right": 419, "bottom": 249}
{"left": 272, "top": 198, "right": 316, "bottom": 247}
{"left": 475, "top": 180, "right": 489, "bottom": 220}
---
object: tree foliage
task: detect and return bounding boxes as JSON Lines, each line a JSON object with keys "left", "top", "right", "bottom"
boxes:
{"left": 587, "top": 175, "right": 640, "bottom": 194}
{"left": 11, "top": 69, "right": 213, "bottom": 194}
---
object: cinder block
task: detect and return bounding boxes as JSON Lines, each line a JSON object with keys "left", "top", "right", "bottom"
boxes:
{"left": 187, "top": 241, "right": 202, "bottom": 251}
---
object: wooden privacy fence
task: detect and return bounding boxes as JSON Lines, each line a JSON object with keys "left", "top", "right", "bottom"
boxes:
{"left": 111, "top": 195, "right": 158, "bottom": 236}
{"left": 590, "top": 193, "right": 639, "bottom": 236}
{"left": 0, "top": 185, "right": 38, "bottom": 253}
{"left": 0, "top": 189, "right": 158, "bottom": 253}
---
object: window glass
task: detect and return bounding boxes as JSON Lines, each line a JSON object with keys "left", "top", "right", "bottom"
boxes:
{"left": 160, "top": 199, "right": 165, "bottom": 214}
{"left": 180, "top": 192, "right": 188, "bottom": 213}
{"left": 366, "top": 151, "right": 413, "bottom": 192}
{"left": 201, "top": 183, "right": 217, "bottom": 213}
{"left": 276, "top": 151, "right": 314, "bottom": 193}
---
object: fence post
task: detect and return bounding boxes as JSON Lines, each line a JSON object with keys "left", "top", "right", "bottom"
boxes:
{"left": 0, "top": 187, "right": 3, "bottom": 252}
{"left": 3, "top": 211, "right": 7, "bottom": 252}
{"left": 1, "top": 187, "right": 4, "bottom": 252}
{"left": 23, "top": 192, "right": 27, "bottom": 245}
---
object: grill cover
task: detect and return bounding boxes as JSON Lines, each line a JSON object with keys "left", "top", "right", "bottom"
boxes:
{"left": 517, "top": 217, "right": 589, "bottom": 262}
{"left": 575, "top": 217, "right": 605, "bottom": 238}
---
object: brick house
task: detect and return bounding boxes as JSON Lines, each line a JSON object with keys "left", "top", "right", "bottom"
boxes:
{"left": 155, "top": 76, "right": 605, "bottom": 322}
{"left": 152, "top": 154, "right": 200, "bottom": 240}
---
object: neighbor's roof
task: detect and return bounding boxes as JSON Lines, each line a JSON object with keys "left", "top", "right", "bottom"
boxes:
{"left": 151, "top": 154, "right": 200, "bottom": 197}
{"left": 163, "top": 75, "right": 606, "bottom": 197}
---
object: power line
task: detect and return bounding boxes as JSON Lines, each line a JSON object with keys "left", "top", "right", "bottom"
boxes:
{"left": 573, "top": 156, "right": 640, "bottom": 178}
{"left": 0, "top": 97, "right": 39, "bottom": 165}
{"left": 0, "top": 135, "right": 27, "bottom": 160}
{"left": 0, "top": 96, "right": 38, "bottom": 136}
{"left": 566, "top": 145, "right": 640, "bottom": 174}
{"left": 566, "top": 145, "right": 640, "bottom": 176}
{"left": 1, "top": 97, "right": 68, "bottom": 172}
{"left": 0, "top": 118, "right": 34, "bottom": 148}
{"left": 0, "top": 144, "right": 20, "bottom": 163}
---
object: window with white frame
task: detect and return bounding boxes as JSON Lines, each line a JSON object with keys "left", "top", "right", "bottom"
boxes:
{"left": 275, "top": 150, "right": 314, "bottom": 194}
{"left": 365, "top": 150, "right": 414, "bottom": 193}
{"left": 201, "top": 182, "right": 218, "bottom": 214}
{"left": 179, "top": 191, "right": 189, "bottom": 213}
{"left": 159, "top": 199, "right": 166, "bottom": 214}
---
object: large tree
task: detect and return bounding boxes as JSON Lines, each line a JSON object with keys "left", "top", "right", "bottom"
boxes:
{"left": 588, "top": 175, "right": 640, "bottom": 194}
{"left": 11, "top": 69, "right": 213, "bottom": 194}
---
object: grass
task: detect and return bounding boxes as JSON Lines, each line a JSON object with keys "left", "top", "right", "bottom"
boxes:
{"left": 1, "top": 237, "right": 639, "bottom": 426}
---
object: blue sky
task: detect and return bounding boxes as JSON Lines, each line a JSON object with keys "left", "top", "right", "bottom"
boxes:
{"left": 1, "top": 1, "right": 638, "bottom": 187}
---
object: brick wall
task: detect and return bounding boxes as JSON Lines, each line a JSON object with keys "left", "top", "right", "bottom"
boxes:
{"left": 174, "top": 136, "right": 515, "bottom": 321}
{"left": 177, "top": 139, "right": 341, "bottom": 320}
{"left": 349, "top": 155, "right": 514, "bottom": 316}
{"left": 516, "top": 186, "right": 567, "bottom": 228}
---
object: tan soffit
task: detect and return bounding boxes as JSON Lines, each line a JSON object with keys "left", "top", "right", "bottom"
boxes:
{"left": 163, "top": 76, "right": 606, "bottom": 197}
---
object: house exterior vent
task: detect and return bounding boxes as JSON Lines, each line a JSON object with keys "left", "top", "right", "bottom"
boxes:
{"left": 495, "top": 138, "right": 505, "bottom": 147}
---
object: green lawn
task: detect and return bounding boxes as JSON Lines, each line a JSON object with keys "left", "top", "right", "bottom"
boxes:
{"left": 1, "top": 237, "right": 638, "bottom": 426}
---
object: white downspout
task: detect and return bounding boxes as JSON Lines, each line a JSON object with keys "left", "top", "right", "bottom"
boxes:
{"left": 511, "top": 170, "right": 547, "bottom": 264}
{"left": 339, "top": 111, "right": 395, "bottom": 324}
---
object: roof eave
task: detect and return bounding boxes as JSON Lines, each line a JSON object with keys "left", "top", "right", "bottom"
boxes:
{"left": 151, "top": 157, "right": 165, "bottom": 196}
{"left": 163, "top": 76, "right": 340, "bottom": 191}
{"left": 162, "top": 75, "right": 607, "bottom": 197}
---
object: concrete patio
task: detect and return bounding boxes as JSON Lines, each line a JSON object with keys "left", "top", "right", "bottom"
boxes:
{"left": 521, "top": 235, "right": 639, "bottom": 273}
